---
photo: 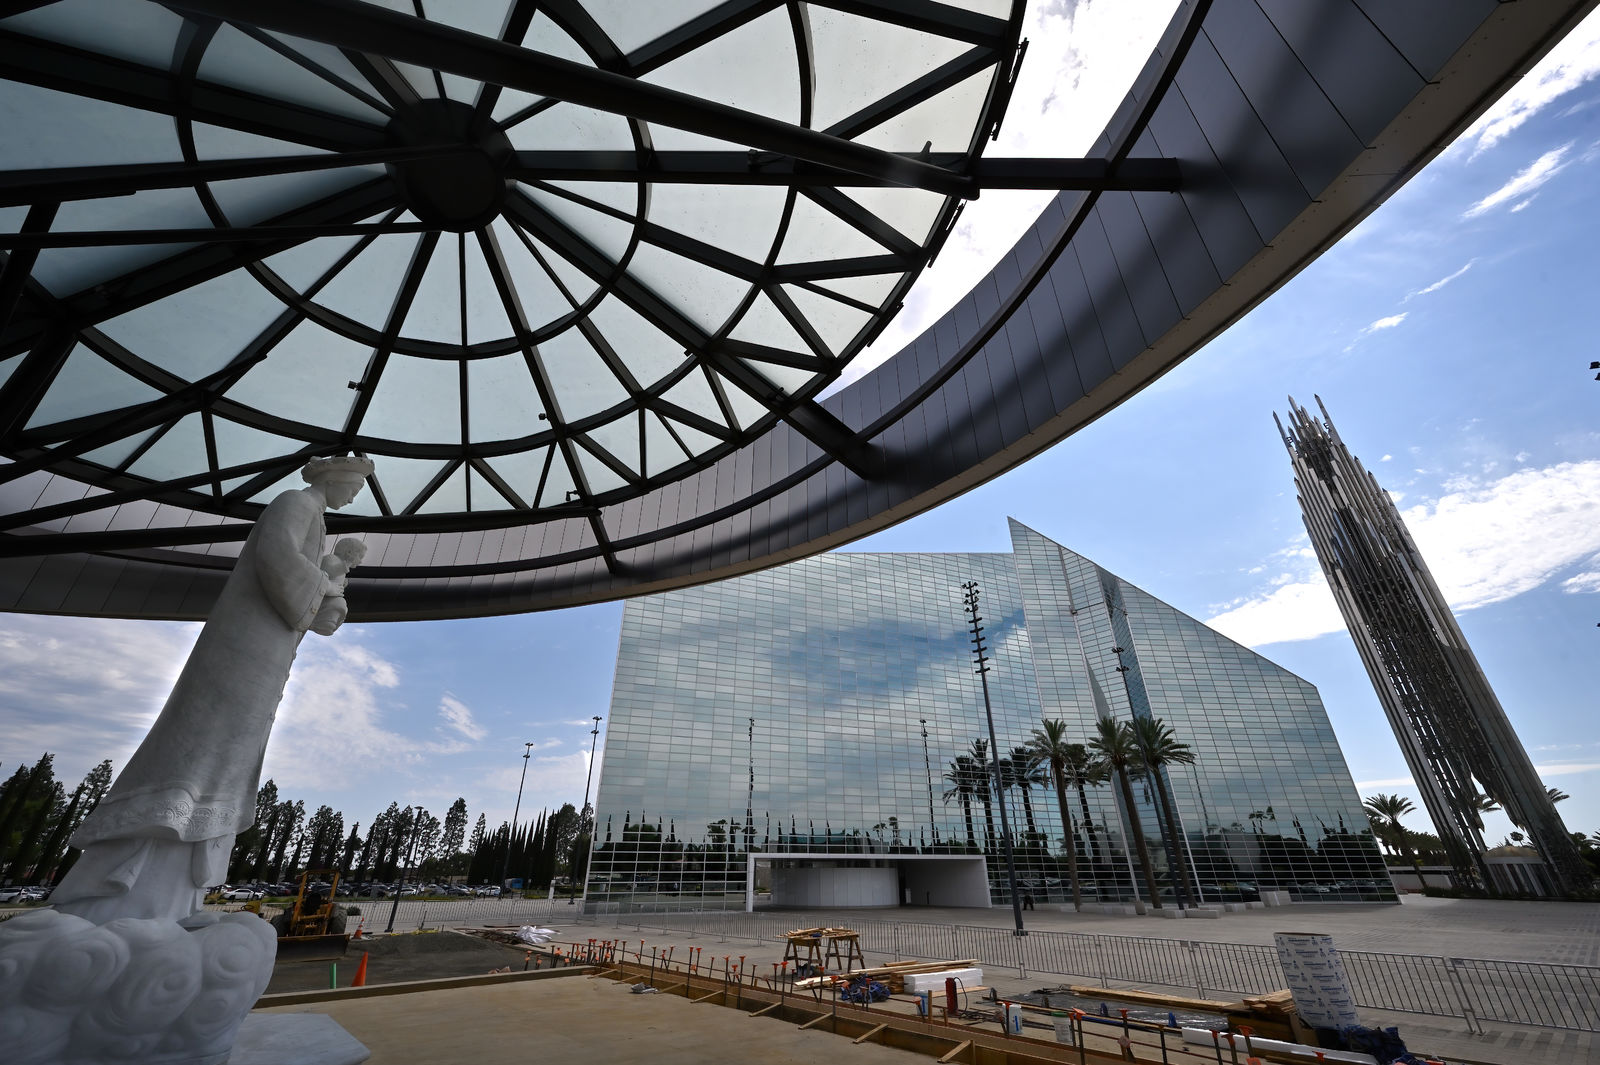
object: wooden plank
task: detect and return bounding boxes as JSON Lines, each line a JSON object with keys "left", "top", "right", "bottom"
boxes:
{"left": 1066, "top": 984, "right": 1236, "bottom": 1012}
{"left": 936, "top": 1039, "right": 972, "bottom": 1063}
{"left": 853, "top": 1023, "right": 887, "bottom": 1045}
{"left": 799, "top": 1014, "right": 832, "bottom": 1030}
{"left": 748, "top": 1002, "right": 779, "bottom": 1016}
{"left": 691, "top": 989, "right": 722, "bottom": 1003}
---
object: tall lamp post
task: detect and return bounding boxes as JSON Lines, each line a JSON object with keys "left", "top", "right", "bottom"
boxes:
{"left": 501, "top": 741, "right": 534, "bottom": 893}
{"left": 571, "top": 716, "right": 601, "bottom": 905}
{"left": 384, "top": 804, "right": 427, "bottom": 933}
{"left": 962, "top": 581, "right": 1026, "bottom": 936}
{"left": 921, "top": 718, "right": 938, "bottom": 845}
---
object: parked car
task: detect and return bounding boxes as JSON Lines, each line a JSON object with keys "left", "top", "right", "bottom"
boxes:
{"left": 220, "top": 887, "right": 260, "bottom": 901}
{"left": 0, "top": 887, "right": 28, "bottom": 903}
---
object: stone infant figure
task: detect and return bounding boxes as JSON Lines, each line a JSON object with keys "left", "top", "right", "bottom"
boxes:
{"left": 310, "top": 536, "right": 367, "bottom": 637}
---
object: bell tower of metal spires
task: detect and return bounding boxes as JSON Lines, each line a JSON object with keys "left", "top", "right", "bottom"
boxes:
{"left": 1277, "top": 397, "right": 1589, "bottom": 896}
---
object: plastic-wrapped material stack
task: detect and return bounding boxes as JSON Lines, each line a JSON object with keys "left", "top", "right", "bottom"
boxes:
{"left": 516, "top": 925, "right": 559, "bottom": 945}
{"left": 902, "top": 967, "right": 983, "bottom": 993}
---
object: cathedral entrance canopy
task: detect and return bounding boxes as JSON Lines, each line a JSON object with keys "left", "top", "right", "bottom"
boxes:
{"left": 0, "top": 0, "right": 1588, "bottom": 619}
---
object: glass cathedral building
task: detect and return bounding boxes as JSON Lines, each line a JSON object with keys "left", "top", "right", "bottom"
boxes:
{"left": 584, "top": 520, "right": 1393, "bottom": 912}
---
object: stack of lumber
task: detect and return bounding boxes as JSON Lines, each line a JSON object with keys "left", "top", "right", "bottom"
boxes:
{"left": 782, "top": 926, "right": 856, "bottom": 939}
{"left": 795, "top": 958, "right": 980, "bottom": 992}
{"left": 1228, "top": 988, "right": 1297, "bottom": 1019}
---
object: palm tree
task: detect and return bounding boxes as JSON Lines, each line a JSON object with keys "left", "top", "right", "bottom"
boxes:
{"left": 1088, "top": 717, "right": 1161, "bottom": 909}
{"left": 1547, "top": 787, "right": 1569, "bottom": 804}
{"left": 1130, "top": 716, "right": 1200, "bottom": 908}
{"left": 1363, "top": 793, "right": 1420, "bottom": 872}
{"left": 969, "top": 739, "right": 997, "bottom": 852}
{"left": 1061, "top": 742, "right": 1105, "bottom": 864}
{"left": 942, "top": 757, "right": 979, "bottom": 849}
{"left": 1031, "top": 719, "right": 1085, "bottom": 912}
{"left": 1005, "top": 746, "right": 1047, "bottom": 838}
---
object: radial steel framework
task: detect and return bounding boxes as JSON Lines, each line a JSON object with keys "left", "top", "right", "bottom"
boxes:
{"left": 0, "top": 0, "right": 1594, "bottom": 620}
{"left": 1279, "top": 399, "right": 1590, "bottom": 896}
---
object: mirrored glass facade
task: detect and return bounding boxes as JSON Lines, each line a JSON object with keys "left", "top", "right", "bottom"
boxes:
{"left": 585, "top": 519, "right": 1394, "bottom": 912}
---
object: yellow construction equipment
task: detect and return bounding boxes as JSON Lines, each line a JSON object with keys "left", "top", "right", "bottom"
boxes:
{"left": 271, "top": 869, "right": 351, "bottom": 960}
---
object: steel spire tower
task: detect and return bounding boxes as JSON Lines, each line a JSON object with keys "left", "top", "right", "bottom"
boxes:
{"left": 1278, "top": 398, "right": 1588, "bottom": 895}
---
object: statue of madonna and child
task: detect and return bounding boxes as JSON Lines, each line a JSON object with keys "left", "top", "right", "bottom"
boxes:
{"left": 0, "top": 455, "right": 378, "bottom": 1065}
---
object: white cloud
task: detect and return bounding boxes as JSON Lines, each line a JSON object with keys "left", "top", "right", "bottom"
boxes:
{"left": 1406, "top": 261, "right": 1474, "bottom": 300}
{"left": 438, "top": 693, "right": 486, "bottom": 741}
{"left": 1562, "top": 569, "right": 1600, "bottom": 594}
{"left": 1536, "top": 761, "right": 1600, "bottom": 777}
{"left": 1207, "top": 460, "right": 1600, "bottom": 647}
{"left": 1510, "top": 197, "right": 1537, "bottom": 213}
{"left": 1354, "top": 313, "right": 1407, "bottom": 341}
{"left": 1457, "top": 10, "right": 1600, "bottom": 157}
{"left": 1354, "top": 776, "right": 1416, "bottom": 790}
{"left": 1462, "top": 143, "right": 1573, "bottom": 218}
{"left": 1380, "top": 454, "right": 1393, "bottom": 462}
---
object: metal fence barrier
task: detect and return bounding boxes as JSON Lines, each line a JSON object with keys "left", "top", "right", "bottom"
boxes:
{"left": 564, "top": 908, "right": 1600, "bottom": 1035}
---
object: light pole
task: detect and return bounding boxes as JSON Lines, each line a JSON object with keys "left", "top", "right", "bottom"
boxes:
{"left": 921, "top": 718, "right": 938, "bottom": 845}
{"left": 571, "top": 716, "right": 601, "bottom": 905}
{"left": 963, "top": 581, "right": 1026, "bottom": 936}
{"left": 384, "top": 805, "right": 426, "bottom": 933}
{"left": 501, "top": 741, "right": 534, "bottom": 893}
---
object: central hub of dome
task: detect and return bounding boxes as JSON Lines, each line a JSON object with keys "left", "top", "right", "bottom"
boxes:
{"left": 386, "top": 99, "right": 513, "bottom": 233}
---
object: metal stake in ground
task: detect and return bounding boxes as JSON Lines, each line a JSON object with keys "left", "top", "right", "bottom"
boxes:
{"left": 962, "top": 580, "right": 1026, "bottom": 936}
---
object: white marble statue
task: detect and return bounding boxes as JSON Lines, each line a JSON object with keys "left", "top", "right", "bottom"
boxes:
{"left": 51, "top": 456, "right": 372, "bottom": 923}
{"left": 0, "top": 456, "right": 376, "bottom": 1065}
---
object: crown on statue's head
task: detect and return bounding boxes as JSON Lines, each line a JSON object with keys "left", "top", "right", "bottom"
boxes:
{"left": 300, "top": 455, "right": 375, "bottom": 484}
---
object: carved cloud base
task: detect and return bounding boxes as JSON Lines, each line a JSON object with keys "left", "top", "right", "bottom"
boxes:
{"left": 0, "top": 907, "right": 277, "bottom": 1065}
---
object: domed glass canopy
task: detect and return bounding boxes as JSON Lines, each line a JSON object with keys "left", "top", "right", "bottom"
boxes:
{"left": 1, "top": 0, "right": 1022, "bottom": 519}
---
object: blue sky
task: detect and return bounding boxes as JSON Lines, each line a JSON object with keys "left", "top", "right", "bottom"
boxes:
{"left": 5, "top": 2, "right": 1599, "bottom": 852}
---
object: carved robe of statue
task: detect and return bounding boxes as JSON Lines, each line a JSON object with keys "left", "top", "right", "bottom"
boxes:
{"left": 52, "top": 478, "right": 353, "bottom": 923}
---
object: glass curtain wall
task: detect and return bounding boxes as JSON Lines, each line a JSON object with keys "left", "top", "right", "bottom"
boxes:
{"left": 584, "top": 521, "right": 1392, "bottom": 912}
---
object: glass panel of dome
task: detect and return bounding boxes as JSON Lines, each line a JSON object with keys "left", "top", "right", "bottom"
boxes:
{"left": 523, "top": 187, "right": 635, "bottom": 264}
{"left": 538, "top": 327, "right": 629, "bottom": 421}
{"left": 462, "top": 241, "right": 515, "bottom": 344}
{"left": 806, "top": 8, "right": 975, "bottom": 133}
{"left": 776, "top": 195, "right": 892, "bottom": 265}
{"left": 400, "top": 236, "right": 463, "bottom": 344}
{"left": 813, "top": 272, "right": 901, "bottom": 308}
{"left": 843, "top": 186, "right": 947, "bottom": 244}
{"left": 641, "top": 7, "right": 799, "bottom": 125}
{"left": 505, "top": 102, "right": 634, "bottom": 152}
{"left": 490, "top": 87, "right": 545, "bottom": 126}
{"left": 487, "top": 219, "right": 578, "bottom": 331}
{"left": 468, "top": 467, "right": 515, "bottom": 511}
{"left": 467, "top": 353, "right": 544, "bottom": 441}
{"left": 262, "top": 31, "right": 386, "bottom": 103}
{"left": 643, "top": 413, "right": 689, "bottom": 476}
{"left": 262, "top": 233, "right": 366, "bottom": 294}
{"left": 197, "top": 24, "right": 388, "bottom": 124}
{"left": 626, "top": 243, "right": 749, "bottom": 335}
{"left": 100, "top": 267, "right": 287, "bottom": 383}
{"left": 513, "top": 12, "right": 591, "bottom": 67}
{"left": 782, "top": 284, "right": 871, "bottom": 356}
{"left": 207, "top": 166, "right": 388, "bottom": 229}
{"left": 335, "top": 484, "right": 382, "bottom": 517}
{"left": 738, "top": 357, "right": 812, "bottom": 396}
{"left": 0, "top": 206, "right": 26, "bottom": 233}
{"left": 523, "top": 232, "right": 600, "bottom": 309}
{"left": 227, "top": 320, "right": 369, "bottom": 427}
{"left": 660, "top": 366, "right": 725, "bottom": 425}
{"left": 191, "top": 122, "right": 331, "bottom": 163}
{"left": 1, "top": 1, "right": 186, "bottom": 70}
{"left": 537, "top": 449, "right": 578, "bottom": 508}
{"left": 393, "top": 60, "right": 442, "bottom": 100}
{"left": 573, "top": 442, "right": 628, "bottom": 494}
{"left": 314, "top": 231, "right": 422, "bottom": 330}
{"left": 374, "top": 455, "right": 449, "bottom": 513}
{"left": 644, "top": 184, "right": 787, "bottom": 264}
{"left": 486, "top": 446, "right": 550, "bottom": 507}
{"left": 855, "top": 68, "right": 993, "bottom": 152}
{"left": 587, "top": 296, "right": 686, "bottom": 387}
{"left": 711, "top": 370, "right": 770, "bottom": 431}
{"left": 663, "top": 415, "right": 722, "bottom": 457}
{"left": 729, "top": 290, "right": 812, "bottom": 353}
{"left": 359, "top": 354, "right": 461, "bottom": 443}
{"left": 82, "top": 427, "right": 159, "bottom": 471}
{"left": 545, "top": 180, "right": 641, "bottom": 221}
{"left": 0, "top": 355, "right": 19, "bottom": 389}
{"left": 32, "top": 186, "right": 209, "bottom": 297}
{"left": 246, "top": 470, "right": 304, "bottom": 504}
{"left": 580, "top": 0, "right": 724, "bottom": 56}
{"left": 426, "top": 0, "right": 510, "bottom": 103}
{"left": 0, "top": 81, "right": 181, "bottom": 168}
{"left": 589, "top": 415, "right": 641, "bottom": 476}
{"left": 416, "top": 462, "right": 467, "bottom": 514}
{"left": 126, "top": 413, "right": 208, "bottom": 483}
{"left": 210, "top": 417, "right": 308, "bottom": 473}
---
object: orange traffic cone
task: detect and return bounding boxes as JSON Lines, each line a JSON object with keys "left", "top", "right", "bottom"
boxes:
{"left": 351, "top": 952, "right": 369, "bottom": 987}
{"left": 352, "top": 916, "right": 364, "bottom": 939}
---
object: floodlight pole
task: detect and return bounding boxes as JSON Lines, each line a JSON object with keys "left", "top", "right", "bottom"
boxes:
{"left": 572, "top": 717, "right": 601, "bottom": 905}
{"left": 501, "top": 742, "right": 534, "bottom": 892}
{"left": 962, "top": 581, "right": 1026, "bottom": 936}
{"left": 921, "top": 718, "right": 938, "bottom": 844}
{"left": 384, "top": 805, "right": 427, "bottom": 933}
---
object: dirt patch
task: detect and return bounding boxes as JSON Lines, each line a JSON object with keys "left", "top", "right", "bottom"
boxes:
{"left": 266, "top": 930, "right": 530, "bottom": 994}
